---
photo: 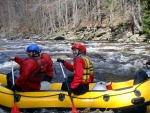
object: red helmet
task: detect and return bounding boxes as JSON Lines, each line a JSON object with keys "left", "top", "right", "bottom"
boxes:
{"left": 71, "top": 43, "right": 86, "bottom": 55}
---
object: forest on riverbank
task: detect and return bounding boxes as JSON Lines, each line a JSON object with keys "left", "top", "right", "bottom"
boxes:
{"left": 0, "top": 0, "right": 150, "bottom": 42}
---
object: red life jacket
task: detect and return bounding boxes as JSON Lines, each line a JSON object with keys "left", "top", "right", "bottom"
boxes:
{"left": 31, "top": 53, "right": 53, "bottom": 77}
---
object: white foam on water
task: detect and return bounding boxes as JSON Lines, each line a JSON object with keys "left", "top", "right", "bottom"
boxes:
{"left": 0, "top": 61, "right": 18, "bottom": 70}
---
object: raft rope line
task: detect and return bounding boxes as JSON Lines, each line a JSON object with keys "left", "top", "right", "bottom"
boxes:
{"left": 0, "top": 90, "right": 134, "bottom": 99}
{"left": 0, "top": 80, "right": 145, "bottom": 99}
{"left": 0, "top": 90, "right": 138, "bottom": 99}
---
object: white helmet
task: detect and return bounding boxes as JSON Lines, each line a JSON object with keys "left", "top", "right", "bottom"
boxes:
{"left": 92, "top": 81, "right": 107, "bottom": 90}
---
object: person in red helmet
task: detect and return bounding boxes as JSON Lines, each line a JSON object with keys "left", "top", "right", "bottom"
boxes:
{"left": 57, "top": 43, "right": 94, "bottom": 95}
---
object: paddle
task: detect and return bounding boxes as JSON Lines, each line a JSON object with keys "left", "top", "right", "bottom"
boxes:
{"left": 10, "top": 60, "right": 20, "bottom": 113}
{"left": 146, "top": 64, "right": 149, "bottom": 69}
{"left": 59, "top": 63, "right": 78, "bottom": 113}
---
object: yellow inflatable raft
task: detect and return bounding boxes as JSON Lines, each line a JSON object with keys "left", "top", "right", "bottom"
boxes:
{"left": 0, "top": 73, "right": 150, "bottom": 113}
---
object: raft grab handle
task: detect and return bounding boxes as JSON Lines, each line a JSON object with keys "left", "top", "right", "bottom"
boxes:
{"left": 131, "top": 97, "right": 145, "bottom": 104}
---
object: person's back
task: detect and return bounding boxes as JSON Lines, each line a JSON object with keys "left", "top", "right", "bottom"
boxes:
{"left": 40, "top": 53, "right": 53, "bottom": 82}
{"left": 73, "top": 55, "right": 94, "bottom": 84}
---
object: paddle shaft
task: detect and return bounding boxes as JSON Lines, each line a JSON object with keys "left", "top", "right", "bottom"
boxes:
{"left": 59, "top": 63, "right": 78, "bottom": 113}
{"left": 11, "top": 60, "right": 17, "bottom": 103}
{"left": 11, "top": 61, "right": 15, "bottom": 85}
{"left": 60, "top": 63, "right": 71, "bottom": 93}
{"left": 11, "top": 61, "right": 20, "bottom": 113}
{"left": 60, "top": 63, "right": 73, "bottom": 98}
{"left": 60, "top": 63, "right": 66, "bottom": 78}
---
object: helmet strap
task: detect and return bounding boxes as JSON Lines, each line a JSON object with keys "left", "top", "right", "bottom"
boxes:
{"left": 31, "top": 52, "right": 40, "bottom": 57}
{"left": 78, "top": 50, "right": 82, "bottom": 55}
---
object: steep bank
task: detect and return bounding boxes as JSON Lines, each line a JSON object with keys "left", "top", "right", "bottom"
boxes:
{"left": 0, "top": 24, "right": 149, "bottom": 43}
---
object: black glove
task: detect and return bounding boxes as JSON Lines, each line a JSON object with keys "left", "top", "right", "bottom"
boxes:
{"left": 57, "top": 58, "right": 64, "bottom": 63}
{"left": 11, "top": 84, "right": 17, "bottom": 91}
{"left": 146, "top": 61, "right": 150, "bottom": 65}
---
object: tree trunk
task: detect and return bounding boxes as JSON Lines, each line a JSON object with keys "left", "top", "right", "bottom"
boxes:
{"left": 65, "top": 0, "right": 68, "bottom": 29}
{"left": 109, "top": 0, "right": 114, "bottom": 28}
{"left": 97, "top": 0, "right": 101, "bottom": 23}
{"left": 72, "top": 0, "right": 78, "bottom": 29}
{"left": 137, "top": 0, "right": 142, "bottom": 24}
{"left": 131, "top": 0, "right": 142, "bottom": 32}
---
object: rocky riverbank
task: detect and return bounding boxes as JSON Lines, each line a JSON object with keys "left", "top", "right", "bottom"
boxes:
{"left": 0, "top": 24, "right": 149, "bottom": 43}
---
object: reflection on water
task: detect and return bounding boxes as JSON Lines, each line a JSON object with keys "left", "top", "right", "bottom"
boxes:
{"left": 0, "top": 39, "right": 149, "bottom": 112}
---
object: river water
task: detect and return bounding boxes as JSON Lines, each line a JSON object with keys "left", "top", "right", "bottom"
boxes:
{"left": 0, "top": 38, "right": 149, "bottom": 113}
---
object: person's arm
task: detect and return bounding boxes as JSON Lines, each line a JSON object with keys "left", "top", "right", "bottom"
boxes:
{"left": 143, "top": 60, "right": 150, "bottom": 65}
{"left": 70, "top": 58, "right": 84, "bottom": 89}
{"left": 15, "top": 56, "right": 26, "bottom": 65}
{"left": 146, "top": 60, "right": 150, "bottom": 65}
{"left": 57, "top": 58, "right": 74, "bottom": 71}
{"left": 63, "top": 61, "right": 74, "bottom": 71}
{"left": 15, "top": 60, "right": 33, "bottom": 86}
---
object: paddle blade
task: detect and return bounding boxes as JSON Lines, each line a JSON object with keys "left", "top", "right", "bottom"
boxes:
{"left": 106, "top": 84, "right": 113, "bottom": 90}
{"left": 11, "top": 103, "right": 20, "bottom": 113}
{"left": 72, "top": 103, "right": 78, "bottom": 113}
